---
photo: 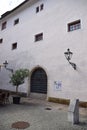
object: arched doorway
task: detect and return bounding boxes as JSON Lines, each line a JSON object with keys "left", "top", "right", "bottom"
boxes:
{"left": 30, "top": 68, "right": 47, "bottom": 94}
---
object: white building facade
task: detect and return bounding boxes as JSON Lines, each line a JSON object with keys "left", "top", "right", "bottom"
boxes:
{"left": 0, "top": 0, "right": 87, "bottom": 104}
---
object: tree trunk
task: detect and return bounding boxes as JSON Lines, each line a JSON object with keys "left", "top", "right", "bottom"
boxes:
{"left": 16, "top": 86, "right": 19, "bottom": 94}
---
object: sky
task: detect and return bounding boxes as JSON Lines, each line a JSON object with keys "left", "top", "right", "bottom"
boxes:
{"left": 0, "top": 0, "right": 25, "bottom": 17}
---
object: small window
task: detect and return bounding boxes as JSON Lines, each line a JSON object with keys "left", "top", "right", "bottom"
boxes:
{"left": 40, "top": 4, "right": 44, "bottom": 11}
{"left": 35, "top": 33, "right": 43, "bottom": 42}
{"left": 1, "top": 21, "right": 7, "bottom": 30}
{"left": 0, "top": 38, "right": 3, "bottom": 43}
{"left": 36, "top": 6, "right": 39, "bottom": 13}
{"left": 68, "top": 20, "right": 81, "bottom": 32}
{"left": 14, "top": 18, "right": 19, "bottom": 25}
{"left": 12, "top": 43, "right": 17, "bottom": 50}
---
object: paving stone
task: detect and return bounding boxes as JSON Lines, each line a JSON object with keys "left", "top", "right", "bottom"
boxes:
{"left": 0, "top": 98, "right": 87, "bottom": 130}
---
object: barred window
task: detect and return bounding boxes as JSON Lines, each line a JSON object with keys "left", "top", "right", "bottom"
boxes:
{"left": 40, "top": 4, "right": 44, "bottom": 11}
{"left": 36, "top": 6, "right": 39, "bottom": 13}
{"left": 35, "top": 33, "right": 43, "bottom": 42}
{"left": 12, "top": 43, "right": 17, "bottom": 50}
{"left": 0, "top": 38, "right": 3, "bottom": 43}
{"left": 36, "top": 3, "right": 44, "bottom": 13}
{"left": 1, "top": 21, "right": 7, "bottom": 30}
{"left": 14, "top": 18, "right": 19, "bottom": 25}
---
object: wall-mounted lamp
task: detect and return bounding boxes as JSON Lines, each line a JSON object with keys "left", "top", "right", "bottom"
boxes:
{"left": 3, "top": 60, "right": 8, "bottom": 68}
{"left": 3, "top": 60, "right": 13, "bottom": 73}
{"left": 64, "top": 49, "right": 76, "bottom": 70}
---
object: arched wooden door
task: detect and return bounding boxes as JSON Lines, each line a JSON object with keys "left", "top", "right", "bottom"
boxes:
{"left": 30, "top": 68, "right": 47, "bottom": 94}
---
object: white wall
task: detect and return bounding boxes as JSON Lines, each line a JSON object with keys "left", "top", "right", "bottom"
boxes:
{"left": 0, "top": 0, "right": 87, "bottom": 101}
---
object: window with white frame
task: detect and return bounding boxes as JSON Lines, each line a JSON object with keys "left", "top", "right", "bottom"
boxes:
{"left": 68, "top": 20, "right": 81, "bottom": 32}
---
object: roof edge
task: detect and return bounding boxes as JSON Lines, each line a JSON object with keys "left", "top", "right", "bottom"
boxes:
{"left": 0, "top": 0, "right": 29, "bottom": 20}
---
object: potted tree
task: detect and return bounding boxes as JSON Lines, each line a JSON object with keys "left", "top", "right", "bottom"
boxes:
{"left": 10, "top": 69, "right": 29, "bottom": 104}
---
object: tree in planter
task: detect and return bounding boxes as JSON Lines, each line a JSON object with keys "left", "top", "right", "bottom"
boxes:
{"left": 10, "top": 69, "right": 29, "bottom": 94}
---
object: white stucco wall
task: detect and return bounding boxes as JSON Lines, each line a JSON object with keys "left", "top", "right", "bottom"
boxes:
{"left": 0, "top": 0, "right": 87, "bottom": 101}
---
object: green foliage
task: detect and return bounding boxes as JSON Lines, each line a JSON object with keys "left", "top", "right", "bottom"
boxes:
{"left": 10, "top": 69, "right": 29, "bottom": 93}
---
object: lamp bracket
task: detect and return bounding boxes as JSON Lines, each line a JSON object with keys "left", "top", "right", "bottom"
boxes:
{"left": 6, "top": 68, "right": 13, "bottom": 73}
{"left": 3, "top": 60, "right": 13, "bottom": 73}
{"left": 69, "top": 61, "right": 76, "bottom": 70}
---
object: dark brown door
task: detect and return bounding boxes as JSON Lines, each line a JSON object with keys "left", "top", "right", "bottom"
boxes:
{"left": 31, "top": 68, "right": 47, "bottom": 94}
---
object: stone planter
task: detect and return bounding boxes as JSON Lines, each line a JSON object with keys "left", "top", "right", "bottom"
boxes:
{"left": 13, "top": 96, "right": 21, "bottom": 104}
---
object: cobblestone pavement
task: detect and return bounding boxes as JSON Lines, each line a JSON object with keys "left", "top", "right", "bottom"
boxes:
{"left": 0, "top": 97, "right": 87, "bottom": 130}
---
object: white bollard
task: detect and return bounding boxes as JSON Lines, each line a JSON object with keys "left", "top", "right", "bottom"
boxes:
{"left": 68, "top": 99, "right": 79, "bottom": 124}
